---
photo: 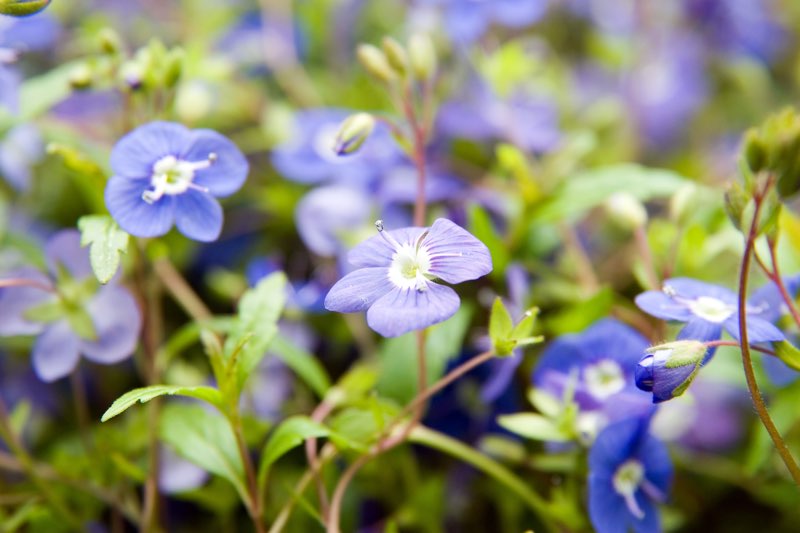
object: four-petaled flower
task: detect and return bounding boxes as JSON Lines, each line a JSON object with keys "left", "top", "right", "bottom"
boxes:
{"left": 105, "top": 121, "right": 248, "bottom": 242}
{"left": 0, "top": 230, "right": 142, "bottom": 382}
{"left": 324, "top": 218, "right": 492, "bottom": 337}
{"left": 588, "top": 417, "right": 672, "bottom": 533}
{"left": 635, "top": 277, "right": 785, "bottom": 344}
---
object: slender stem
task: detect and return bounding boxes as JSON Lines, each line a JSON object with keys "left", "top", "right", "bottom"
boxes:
{"left": 70, "top": 368, "right": 93, "bottom": 452}
{"left": 0, "top": 277, "right": 55, "bottom": 292}
{"left": 153, "top": 257, "right": 213, "bottom": 322}
{"left": 402, "top": 84, "right": 428, "bottom": 227}
{"left": 737, "top": 182, "right": 800, "bottom": 485}
{"left": 558, "top": 224, "right": 599, "bottom": 293}
{"left": 634, "top": 225, "right": 659, "bottom": 289}
{"left": 232, "top": 415, "right": 266, "bottom": 533}
{"left": 304, "top": 400, "right": 336, "bottom": 521}
{"left": 704, "top": 340, "right": 776, "bottom": 357}
{"left": 767, "top": 239, "right": 800, "bottom": 329}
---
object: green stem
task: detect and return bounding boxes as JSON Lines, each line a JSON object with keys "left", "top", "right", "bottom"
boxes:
{"left": 231, "top": 411, "right": 266, "bottom": 533}
{"left": 408, "top": 426, "right": 556, "bottom": 532}
{"left": 737, "top": 182, "right": 800, "bottom": 485}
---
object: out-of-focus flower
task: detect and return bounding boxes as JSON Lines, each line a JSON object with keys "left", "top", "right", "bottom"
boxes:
{"left": 159, "top": 445, "right": 208, "bottom": 494}
{"left": 216, "top": 10, "right": 305, "bottom": 71}
{"left": 295, "top": 184, "right": 373, "bottom": 257}
{"left": 635, "top": 340, "right": 707, "bottom": 403}
{"left": 635, "top": 277, "right": 785, "bottom": 344}
{"left": 105, "top": 121, "right": 248, "bottom": 242}
{"left": 271, "top": 108, "right": 402, "bottom": 187}
{"left": 684, "top": 0, "right": 785, "bottom": 61}
{"left": 437, "top": 79, "right": 560, "bottom": 153}
{"left": 749, "top": 274, "right": 800, "bottom": 386}
{"left": 588, "top": 417, "right": 672, "bottom": 533}
{"left": 418, "top": 0, "right": 548, "bottom": 44}
{"left": 0, "top": 123, "right": 43, "bottom": 190}
{"left": 532, "top": 319, "right": 652, "bottom": 440}
{"left": 324, "top": 218, "right": 492, "bottom": 337}
{"left": 0, "top": 230, "right": 141, "bottom": 382}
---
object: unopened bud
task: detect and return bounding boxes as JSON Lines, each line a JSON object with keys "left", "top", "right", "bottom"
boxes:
{"left": 605, "top": 192, "right": 647, "bottom": 231}
{"left": 408, "top": 33, "right": 436, "bottom": 81}
{"left": 119, "top": 61, "right": 144, "bottom": 91}
{"left": 635, "top": 340, "right": 707, "bottom": 403}
{"left": 68, "top": 63, "right": 93, "bottom": 90}
{"left": 98, "top": 28, "right": 122, "bottom": 55}
{"left": 356, "top": 44, "right": 397, "bottom": 83}
{"left": 743, "top": 129, "right": 767, "bottom": 173}
{"left": 381, "top": 37, "right": 408, "bottom": 76}
{"left": 333, "top": 112, "right": 375, "bottom": 155}
{"left": 0, "top": 0, "right": 50, "bottom": 17}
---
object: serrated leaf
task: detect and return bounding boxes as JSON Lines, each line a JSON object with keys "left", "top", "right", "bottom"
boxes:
{"left": 77, "top": 215, "right": 130, "bottom": 284}
{"left": 101, "top": 385, "right": 223, "bottom": 422}
{"left": 256, "top": 416, "right": 330, "bottom": 488}
{"left": 774, "top": 340, "right": 800, "bottom": 371}
{"left": 160, "top": 403, "right": 247, "bottom": 501}
{"left": 497, "top": 413, "right": 570, "bottom": 442}
{"left": 224, "top": 272, "right": 287, "bottom": 391}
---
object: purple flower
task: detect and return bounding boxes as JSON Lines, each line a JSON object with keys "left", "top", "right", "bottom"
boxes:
{"left": 0, "top": 230, "right": 141, "bottom": 382}
{"left": 419, "top": 0, "right": 548, "bottom": 44}
{"left": 104, "top": 121, "right": 248, "bottom": 242}
{"left": 324, "top": 218, "right": 492, "bottom": 337}
{"left": 294, "top": 184, "right": 372, "bottom": 257}
{"left": 159, "top": 445, "right": 208, "bottom": 494}
{"left": 635, "top": 277, "right": 785, "bottom": 344}
{"left": 588, "top": 417, "right": 672, "bottom": 533}
{"left": 271, "top": 108, "right": 402, "bottom": 187}
{"left": 532, "top": 319, "right": 652, "bottom": 438}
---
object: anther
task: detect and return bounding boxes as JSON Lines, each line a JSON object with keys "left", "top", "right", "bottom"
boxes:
{"left": 375, "top": 219, "right": 384, "bottom": 232}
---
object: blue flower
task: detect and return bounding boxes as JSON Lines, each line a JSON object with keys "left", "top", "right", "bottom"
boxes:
{"left": 635, "top": 277, "right": 785, "bottom": 344}
{"left": 0, "top": 123, "right": 43, "bottom": 191}
{"left": 271, "top": 108, "right": 402, "bottom": 187}
{"left": 588, "top": 417, "right": 672, "bottom": 533}
{"left": 532, "top": 319, "right": 652, "bottom": 438}
{"left": 418, "top": 0, "right": 548, "bottom": 44}
{"left": 749, "top": 274, "right": 800, "bottom": 386}
{"left": 104, "top": 121, "right": 248, "bottom": 242}
{"left": 0, "top": 230, "right": 142, "bottom": 382}
{"left": 324, "top": 218, "right": 492, "bottom": 337}
{"left": 294, "top": 184, "right": 373, "bottom": 257}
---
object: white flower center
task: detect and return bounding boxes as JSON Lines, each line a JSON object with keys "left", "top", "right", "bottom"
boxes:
{"left": 613, "top": 459, "right": 645, "bottom": 519}
{"left": 388, "top": 242, "right": 432, "bottom": 291}
{"left": 583, "top": 359, "right": 626, "bottom": 400}
{"left": 142, "top": 153, "right": 216, "bottom": 204}
{"left": 687, "top": 296, "right": 734, "bottom": 323}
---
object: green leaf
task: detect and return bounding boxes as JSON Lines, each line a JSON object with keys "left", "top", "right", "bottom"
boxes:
{"left": 101, "top": 385, "right": 223, "bottom": 422}
{"left": 496, "top": 413, "right": 570, "bottom": 442}
{"left": 511, "top": 307, "right": 540, "bottom": 340}
{"left": 533, "top": 164, "right": 692, "bottom": 223}
{"left": 774, "top": 341, "right": 800, "bottom": 371}
{"left": 160, "top": 403, "right": 247, "bottom": 501}
{"left": 545, "top": 286, "right": 614, "bottom": 335}
{"left": 20, "top": 62, "right": 79, "bottom": 120}
{"left": 224, "top": 272, "right": 287, "bottom": 391}
{"left": 377, "top": 305, "right": 473, "bottom": 404}
{"left": 489, "top": 297, "right": 514, "bottom": 355}
{"left": 269, "top": 335, "right": 332, "bottom": 398}
{"left": 257, "top": 416, "right": 330, "bottom": 488}
{"left": 77, "top": 215, "right": 130, "bottom": 284}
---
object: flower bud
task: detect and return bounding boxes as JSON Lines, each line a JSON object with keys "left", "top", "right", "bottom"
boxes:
{"left": 381, "top": 37, "right": 408, "bottom": 76}
{"left": 604, "top": 192, "right": 647, "bottom": 231}
{"left": 635, "top": 340, "right": 707, "bottom": 403}
{"left": 119, "top": 61, "right": 144, "bottom": 91}
{"left": 98, "top": 28, "right": 122, "bottom": 55}
{"left": 743, "top": 129, "right": 767, "bottom": 173}
{"left": 333, "top": 112, "right": 375, "bottom": 155}
{"left": 68, "top": 63, "right": 93, "bottom": 90}
{"left": 356, "top": 44, "right": 397, "bottom": 83}
{"left": 408, "top": 33, "right": 436, "bottom": 81}
{"left": 0, "top": 0, "right": 50, "bottom": 17}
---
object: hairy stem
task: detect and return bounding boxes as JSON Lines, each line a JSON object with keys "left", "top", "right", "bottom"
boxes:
{"left": 737, "top": 183, "right": 800, "bottom": 485}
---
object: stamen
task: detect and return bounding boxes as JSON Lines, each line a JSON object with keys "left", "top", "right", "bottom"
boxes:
{"left": 375, "top": 219, "right": 403, "bottom": 250}
{"left": 184, "top": 152, "right": 217, "bottom": 172}
{"left": 662, "top": 284, "right": 677, "bottom": 297}
{"left": 187, "top": 183, "right": 210, "bottom": 193}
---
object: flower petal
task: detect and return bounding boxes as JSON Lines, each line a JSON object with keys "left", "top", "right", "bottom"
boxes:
{"left": 295, "top": 185, "right": 372, "bottom": 256}
{"left": 0, "top": 268, "right": 52, "bottom": 336}
{"left": 324, "top": 267, "right": 393, "bottom": 313}
{"left": 634, "top": 291, "right": 692, "bottom": 322}
{"left": 723, "top": 315, "right": 785, "bottom": 343}
{"left": 183, "top": 129, "right": 249, "bottom": 197}
{"left": 587, "top": 476, "right": 630, "bottom": 533}
{"left": 366, "top": 283, "right": 460, "bottom": 337}
{"left": 110, "top": 121, "right": 192, "bottom": 179}
{"left": 32, "top": 320, "right": 81, "bottom": 382}
{"left": 663, "top": 277, "right": 737, "bottom": 305}
{"left": 348, "top": 226, "right": 426, "bottom": 268}
{"left": 45, "top": 229, "right": 92, "bottom": 279}
{"left": 105, "top": 175, "right": 176, "bottom": 238}
{"left": 423, "top": 218, "right": 492, "bottom": 284}
{"left": 80, "top": 285, "right": 141, "bottom": 365}
{"left": 677, "top": 317, "right": 722, "bottom": 343}
{"left": 173, "top": 190, "right": 223, "bottom": 242}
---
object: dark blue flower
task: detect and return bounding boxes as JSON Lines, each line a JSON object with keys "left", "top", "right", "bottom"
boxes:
{"left": 588, "top": 417, "right": 672, "bottom": 533}
{"left": 635, "top": 277, "right": 785, "bottom": 344}
{"left": 0, "top": 230, "right": 142, "bottom": 382}
{"left": 104, "top": 121, "right": 248, "bottom": 242}
{"left": 532, "top": 319, "right": 652, "bottom": 438}
{"left": 635, "top": 341, "right": 707, "bottom": 403}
